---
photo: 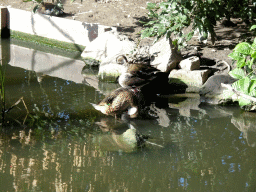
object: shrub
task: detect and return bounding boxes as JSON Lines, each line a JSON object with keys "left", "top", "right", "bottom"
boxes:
{"left": 140, "top": 0, "right": 256, "bottom": 48}
{"left": 225, "top": 25, "right": 256, "bottom": 110}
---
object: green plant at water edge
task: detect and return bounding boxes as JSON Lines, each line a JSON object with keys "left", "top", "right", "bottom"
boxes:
{"left": 0, "top": 61, "right": 7, "bottom": 124}
{"left": 23, "top": 0, "right": 64, "bottom": 14}
{"left": 140, "top": 0, "right": 256, "bottom": 48}
{"left": 224, "top": 25, "right": 256, "bottom": 110}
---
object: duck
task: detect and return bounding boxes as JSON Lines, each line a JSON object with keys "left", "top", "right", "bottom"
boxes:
{"left": 90, "top": 87, "right": 143, "bottom": 118}
{"left": 116, "top": 55, "right": 169, "bottom": 95}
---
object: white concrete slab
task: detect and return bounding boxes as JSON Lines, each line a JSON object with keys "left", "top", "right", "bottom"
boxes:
{"left": 7, "top": 7, "right": 116, "bottom": 46}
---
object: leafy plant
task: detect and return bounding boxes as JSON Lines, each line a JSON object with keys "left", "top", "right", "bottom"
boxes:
{"left": 140, "top": 0, "right": 255, "bottom": 48}
{"left": 23, "top": 0, "right": 64, "bottom": 15}
{"left": 225, "top": 25, "right": 256, "bottom": 109}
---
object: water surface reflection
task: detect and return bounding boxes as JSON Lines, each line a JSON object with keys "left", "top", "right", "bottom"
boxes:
{"left": 0, "top": 40, "right": 256, "bottom": 192}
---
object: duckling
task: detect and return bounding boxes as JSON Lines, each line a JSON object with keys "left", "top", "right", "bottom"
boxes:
{"left": 90, "top": 87, "right": 142, "bottom": 118}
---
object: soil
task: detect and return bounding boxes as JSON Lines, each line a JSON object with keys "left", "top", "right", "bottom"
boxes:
{"left": 1, "top": 0, "right": 253, "bottom": 67}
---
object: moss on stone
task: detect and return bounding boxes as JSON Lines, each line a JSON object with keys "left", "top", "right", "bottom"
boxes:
{"left": 10, "top": 30, "right": 85, "bottom": 52}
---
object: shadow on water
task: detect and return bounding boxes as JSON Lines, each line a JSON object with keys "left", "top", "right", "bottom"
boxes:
{"left": 1, "top": 38, "right": 256, "bottom": 191}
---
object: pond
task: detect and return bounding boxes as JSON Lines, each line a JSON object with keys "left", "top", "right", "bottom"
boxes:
{"left": 1, "top": 38, "right": 256, "bottom": 192}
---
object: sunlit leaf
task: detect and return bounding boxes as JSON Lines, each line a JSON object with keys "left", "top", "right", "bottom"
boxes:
{"left": 250, "top": 25, "right": 256, "bottom": 31}
{"left": 249, "top": 89, "right": 256, "bottom": 97}
{"left": 236, "top": 57, "right": 246, "bottom": 68}
{"left": 238, "top": 97, "right": 251, "bottom": 106}
{"left": 234, "top": 42, "right": 252, "bottom": 55}
{"left": 147, "top": 2, "right": 157, "bottom": 10}
{"left": 251, "top": 51, "right": 256, "bottom": 59}
{"left": 223, "top": 90, "right": 234, "bottom": 99}
{"left": 229, "top": 68, "right": 245, "bottom": 79}
{"left": 248, "top": 58, "right": 255, "bottom": 69}
{"left": 239, "top": 77, "right": 250, "bottom": 94}
{"left": 228, "top": 51, "right": 243, "bottom": 60}
{"left": 249, "top": 80, "right": 256, "bottom": 93}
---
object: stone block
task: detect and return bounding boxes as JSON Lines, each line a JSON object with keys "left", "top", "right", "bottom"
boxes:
{"left": 169, "top": 69, "right": 211, "bottom": 92}
{"left": 150, "top": 36, "right": 182, "bottom": 72}
{"left": 179, "top": 56, "right": 200, "bottom": 71}
{"left": 81, "top": 31, "right": 136, "bottom": 62}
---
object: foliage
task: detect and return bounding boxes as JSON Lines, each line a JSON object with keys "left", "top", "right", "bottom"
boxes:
{"left": 225, "top": 25, "right": 256, "bottom": 109}
{"left": 0, "top": 60, "right": 7, "bottom": 125}
{"left": 23, "top": 0, "right": 64, "bottom": 14}
{"left": 140, "top": 0, "right": 256, "bottom": 48}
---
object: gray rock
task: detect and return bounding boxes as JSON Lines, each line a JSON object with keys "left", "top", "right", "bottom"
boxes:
{"left": 199, "top": 74, "right": 236, "bottom": 104}
{"left": 81, "top": 31, "right": 136, "bottom": 64}
{"left": 169, "top": 69, "right": 211, "bottom": 92}
{"left": 150, "top": 36, "right": 182, "bottom": 72}
{"left": 178, "top": 56, "right": 200, "bottom": 71}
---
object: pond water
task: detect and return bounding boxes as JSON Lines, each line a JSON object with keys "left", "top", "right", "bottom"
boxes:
{"left": 1, "top": 38, "right": 256, "bottom": 192}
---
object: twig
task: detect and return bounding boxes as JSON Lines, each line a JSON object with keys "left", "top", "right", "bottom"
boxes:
{"left": 5, "top": 97, "right": 27, "bottom": 113}
{"left": 4, "top": 97, "right": 29, "bottom": 125}
{"left": 221, "top": 83, "right": 256, "bottom": 102}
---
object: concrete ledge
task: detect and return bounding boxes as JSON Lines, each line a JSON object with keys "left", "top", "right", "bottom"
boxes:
{"left": 2, "top": 6, "right": 116, "bottom": 47}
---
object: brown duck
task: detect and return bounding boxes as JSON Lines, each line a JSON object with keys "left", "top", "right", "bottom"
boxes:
{"left": 90, "top": 87, "right": 142, "bottom": 118}
{"left": 116, "top": 55, "right": 169, "bottom": 95}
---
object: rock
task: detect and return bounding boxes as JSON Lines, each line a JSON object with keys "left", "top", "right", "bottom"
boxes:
{"left": 169, "top": 69, "right": 211, "bottom": 92}
{"left": 149, "top": 36, "right": 182, "bottom": 72}
{"left": 93, "top": 121, "right": 147, "bottom": 152}
{"left": 98, "top": 62, "right": 124, "bottom": 82}
{"left": 231, "top": 112, "right": 256, "bottom": 147}
{"left": 81, "top": 31, "right": 136, "bottom": 64}
{"left": 168, "top": 94, "right": 203, "bottom": 117}
{"left": 199, "top": 74, "right": 236, "bottom": 104}
{"left": 178, "top": 56, "right": 200, "bottom": 71}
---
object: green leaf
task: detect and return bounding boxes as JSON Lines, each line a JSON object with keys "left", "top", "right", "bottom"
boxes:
{"left": 232, "top": 80, "right": 240, "bottom": 90}
{"left": 249, "top": 89, "right": 256, "bottom": 97}
{"left": 236, "top": 57, "right": 246, "bottom": 68}
{"left": 234, "top": 42, "right": 252, "bottom": 55}
{"left": 143, "top": 20, "right": 157, "bottom": 26}
{"left": 159, "top": 2, "right": 169, "bottom": 9}
{"left": 185, "top": 31, "right": 194, "bottom": 41}
{"left": 229, "top": 68, "right": 245, "bottom": 79}
{"left": 252, "top": 38, "right": 256, "bottom": 49}
{"left": 251, "top": 51, "right": 256, "bottom": 59}
{"left": 223, "top": 90, "right": 235, "bottom": 99}
{"left": 171, "top": 2, "right": 177, "bottom": 9}
{"left": 249, "top": 80, "right": 256, "bottom": 93}
{"left": 147, "top": 2, "right": 157, "bottom": 10}
{"left": 238, "top": 97, "right": 251, "bottom": 106}
{"left": 33, "top": 4, "right": 40, "bottom": 13}
{"left": 250, "top": 25, "right": 256, "bottom": 31}
{"left": 239, "top": 77, "right": 250, "bottom": 94}
{"left": 228, "top": 51, "right": 243, "bottom": 60}
{"left": 141, "top": 28, "right": 153, "bottom": 39}
{"left": 248, "top": 58, "right": 255, "bottom": 69}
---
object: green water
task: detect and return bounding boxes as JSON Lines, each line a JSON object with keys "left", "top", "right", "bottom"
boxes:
{"left": 1, "top": 39, "right": 256, "bottom": 192}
